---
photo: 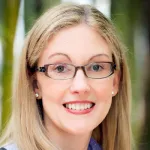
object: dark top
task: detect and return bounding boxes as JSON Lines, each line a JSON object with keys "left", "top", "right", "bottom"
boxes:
{"left": 88, "top": 138, "right": 102, "bottom": 150}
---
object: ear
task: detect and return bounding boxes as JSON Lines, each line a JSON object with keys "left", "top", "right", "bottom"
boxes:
{"left": 112, "top": 71, "right": 120, "bottom": 96}
{"left": 33, "top": 79, "right": 42, "bottom": 99}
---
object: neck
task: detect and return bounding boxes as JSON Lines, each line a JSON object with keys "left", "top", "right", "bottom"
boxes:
{"left": 45, "top": 120, "right": 92, "bottom": 150}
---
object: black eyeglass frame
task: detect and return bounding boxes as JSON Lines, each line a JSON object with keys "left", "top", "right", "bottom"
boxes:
{"left": 35, "top": 62, "right": 116, "bottom": 80}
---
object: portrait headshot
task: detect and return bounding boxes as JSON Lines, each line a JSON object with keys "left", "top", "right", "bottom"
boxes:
{"left": 0, "top": 2, "right": 133, "bottom": 150}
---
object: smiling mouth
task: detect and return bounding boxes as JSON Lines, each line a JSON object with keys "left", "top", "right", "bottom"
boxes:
{"left": 63, "top": 102, "right": 95, "bottom": 111}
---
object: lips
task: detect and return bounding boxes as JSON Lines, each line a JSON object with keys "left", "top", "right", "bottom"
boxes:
{"left": 62, "top": 101, "right": 95, "bottom": 114}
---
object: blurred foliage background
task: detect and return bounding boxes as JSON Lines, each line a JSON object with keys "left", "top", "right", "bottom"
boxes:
{"left": 0, "top": 0, "right": 149, "bottom": 150}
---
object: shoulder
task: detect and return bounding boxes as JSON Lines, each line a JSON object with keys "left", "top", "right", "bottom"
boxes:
{"left": 0, "top": 143, "right": 18, "bottom": 150}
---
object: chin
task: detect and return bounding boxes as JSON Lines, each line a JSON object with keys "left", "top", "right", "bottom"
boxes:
{"left": 62, "top": 123, "right": 93, "bottom": 135}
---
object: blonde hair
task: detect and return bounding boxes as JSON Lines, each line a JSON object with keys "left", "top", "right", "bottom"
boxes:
{"left": 0, "top": 3, "right": 132, "bottom": 150}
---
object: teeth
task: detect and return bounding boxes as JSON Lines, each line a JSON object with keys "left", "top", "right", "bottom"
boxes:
{"left": 72, "top": 104, "right": 75, "bottom": 109}
{"left": 76, "top": 104, "right": 80, "bottom": 110}
{"left": 87, "top": 104, "right": 91, "bottom": 109}
{"left": 65, "top": 103, "right": 93, "bottom": 110}
{"left": 84, "top": 104, "right": 87, "bottom": 109}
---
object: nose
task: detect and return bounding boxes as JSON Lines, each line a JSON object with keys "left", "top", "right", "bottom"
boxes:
{"left": 70, "top": 69, "right": 90, "bottom": 96}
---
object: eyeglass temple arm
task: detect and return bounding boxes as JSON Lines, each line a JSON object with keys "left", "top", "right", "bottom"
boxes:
{"left": 36, "top": 67, "right": 46, "bottom": 72}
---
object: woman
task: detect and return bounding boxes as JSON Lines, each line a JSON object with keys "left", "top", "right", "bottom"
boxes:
{"left": 0, "top": 3, "right": 132, "bottom": 150}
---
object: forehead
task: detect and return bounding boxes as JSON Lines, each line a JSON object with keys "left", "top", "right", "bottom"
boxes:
{"left": 38, "top": 24, "right": 112, "bottom": 65}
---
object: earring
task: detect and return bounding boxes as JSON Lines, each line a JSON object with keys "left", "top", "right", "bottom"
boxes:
{"left": 112, "top": 91, "right": 114, "bottom": 95}
{"left": 35, "top": 93, "right": 39, "bottom": 98}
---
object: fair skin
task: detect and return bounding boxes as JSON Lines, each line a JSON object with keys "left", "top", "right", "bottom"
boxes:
{"left": 35, "top": 24, "right": 119, "bottom": 150}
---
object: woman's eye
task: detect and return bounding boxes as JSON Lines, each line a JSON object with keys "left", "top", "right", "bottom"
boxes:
{"left": 55, "top": 65, "right": 66, "bottom": 72}
{"left": 91, "top": 64, "right": 103, "bottom": 71}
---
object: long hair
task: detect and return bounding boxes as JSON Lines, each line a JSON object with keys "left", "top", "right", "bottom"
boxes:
{"left": 0, "top": 3, "right": 132, "bottom": 150}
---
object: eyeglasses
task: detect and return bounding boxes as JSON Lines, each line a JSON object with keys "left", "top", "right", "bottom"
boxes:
{"left": 35, "top": 62, "right": 116, "bottom": 80}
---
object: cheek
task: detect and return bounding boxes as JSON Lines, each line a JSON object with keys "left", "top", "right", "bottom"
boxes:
{"left": 39, "top": 79, "right": 69, "bottom": 103}
{"left": 91, "top": 78, "right": 113, "bottom": 102}
{"left": 90, "top": 79, "right": 113, "bottom": 124}
{"left": 39, "top": 80, "right": 69, "bottom": 122}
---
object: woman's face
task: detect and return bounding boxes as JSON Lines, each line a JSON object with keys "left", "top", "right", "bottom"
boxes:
{"left": 36, "top": 24, "right": 119, "bottom": 135}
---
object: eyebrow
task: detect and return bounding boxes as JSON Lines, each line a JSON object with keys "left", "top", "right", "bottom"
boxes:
{"left": 48, "top": 53, "right": 110, "bottom": 62}
{"left": 48, "top": 53, "right": 72, "bottom": 61}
